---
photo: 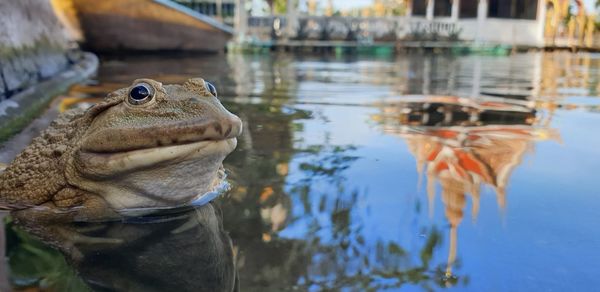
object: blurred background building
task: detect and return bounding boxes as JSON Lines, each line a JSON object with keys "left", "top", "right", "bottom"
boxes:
{"left": 173, "top": 0, "right": 237, "bottom": 25}
{"left": 239, "top": 0, "right": 599, "bottom": 50}
{"left": 48, "top": 0, "right": 600, "bottom": 51}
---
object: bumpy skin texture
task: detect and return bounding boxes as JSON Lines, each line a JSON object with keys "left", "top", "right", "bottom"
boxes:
{"left": 0, "top": 78, "right": 241, "bottom": 221}
{"left": 0, "top": 108, "right": 94, "bottom": 208}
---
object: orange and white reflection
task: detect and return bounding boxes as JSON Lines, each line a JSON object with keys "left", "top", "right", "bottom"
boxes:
{"left": 402, "top": 125, "right": 558, "bottom": 277}
{"left": 373, "top": 96, "right": 559, "bottom": 278}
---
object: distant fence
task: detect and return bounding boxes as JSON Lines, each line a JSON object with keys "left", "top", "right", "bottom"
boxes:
{"left": 247, "top": 16, "right": 460, "bottom": 43}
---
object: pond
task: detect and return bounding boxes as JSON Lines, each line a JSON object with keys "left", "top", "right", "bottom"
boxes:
{"left": 3, "top": 51, "right": 600, "bottom": 291}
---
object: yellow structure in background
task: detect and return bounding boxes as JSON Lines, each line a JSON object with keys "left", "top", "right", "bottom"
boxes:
{"left": 374, "top": 0, "right": 386, "bottom": 17}
{"left": 544, "top": 0, "right": 596, "bottom": 48}
{"left": 50, "top": 0, "right": 84, "bottom": 41}
{"left": 307, "top": 0, "right": 317, "bottom": 15}
{"left": 324, "top": 0, "right": 333, "bottom": 16}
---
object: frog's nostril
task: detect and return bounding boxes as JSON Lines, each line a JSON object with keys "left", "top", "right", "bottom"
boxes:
{"left": 227, "top": 116, "right": 243, "bottom": 138}
{"left": 213, "top": 122, "right": 223, "bottom": 135}
{"left": 224, "top": 124, "right": 232, "bottom": 137}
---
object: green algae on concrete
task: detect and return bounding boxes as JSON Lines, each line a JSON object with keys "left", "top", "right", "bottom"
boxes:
{"left": 0, "top": 43, "right": 71, "bottom": 98}
{"left": 0, "top": 0, "right": 97, "bottom": 142}
{"left": 0, "top": 0, "right": 74, "bottom": 101}
{"left": 0, "top": 53, "right": 98, "bottom": 143}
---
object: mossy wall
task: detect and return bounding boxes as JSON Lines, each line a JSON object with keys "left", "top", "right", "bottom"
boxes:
{"left": 0, "top": 0, "right": 73, "bottom": 101}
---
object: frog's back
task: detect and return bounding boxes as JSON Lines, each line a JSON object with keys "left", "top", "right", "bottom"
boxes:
{"left": 0, "top": 109, "right": 84, "bottom": 208}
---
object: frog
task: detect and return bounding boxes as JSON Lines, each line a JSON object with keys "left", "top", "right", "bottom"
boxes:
{"left": 0, "top": 78, "right": 242, "bottom": 222}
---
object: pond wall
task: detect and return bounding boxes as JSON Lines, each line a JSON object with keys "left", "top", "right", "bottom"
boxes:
{"left": 0, "top": 0, "right": 76, "bottom": 101}
{"left": 0, "top": 0, "right": 97, "bottom": 142}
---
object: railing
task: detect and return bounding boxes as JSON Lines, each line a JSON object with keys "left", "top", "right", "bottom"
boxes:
{"left": 247, "top": 16, "right": 460, "bottom": 43}
{"left": 406, "top": 19, "right": 461, "bottom": 41}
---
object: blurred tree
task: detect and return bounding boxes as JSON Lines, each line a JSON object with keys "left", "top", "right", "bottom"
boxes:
{"left": 274, "top": 0, "right": 286, "bottom": 14}
{"left": 265, "top": 0, "right": 294, "bottom": 15}
{"left": 596, "top": 0, "right": 600, "bottom": 30}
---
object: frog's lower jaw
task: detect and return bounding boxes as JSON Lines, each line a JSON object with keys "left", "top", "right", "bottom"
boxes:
{"left": 66, "top": 138, "right": 237, "bottom": 211}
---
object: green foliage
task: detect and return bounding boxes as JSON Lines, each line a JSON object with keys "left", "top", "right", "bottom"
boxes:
{"left": 564, "top": 4, "right": 574, "bottom": 25}
{"left": 273, "top": 0, "right": 287, "bottom": 14}
{"left": 390, "top": 5, "right": 407, "bottom": 16}
{"left": 0, "top": 92, "right": 53, "bottom": 143}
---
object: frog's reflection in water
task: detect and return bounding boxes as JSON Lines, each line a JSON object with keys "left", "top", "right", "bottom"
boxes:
{"left": 13, "top": 203, "right": 238, "bottom": 292}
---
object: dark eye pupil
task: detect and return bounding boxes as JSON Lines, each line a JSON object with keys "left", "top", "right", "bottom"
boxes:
{"left": 130, "top": 85, "right": 150, "bottom": 100}
{"left": 206, "top": 82, "right": 217, "bottom": 97}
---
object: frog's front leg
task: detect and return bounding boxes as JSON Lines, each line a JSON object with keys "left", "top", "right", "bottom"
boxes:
{"left": 12, "top": 187, "right": 120, "bottom": 223}
{"left": 11, "top": 189, "right": 124, "bottom": 260}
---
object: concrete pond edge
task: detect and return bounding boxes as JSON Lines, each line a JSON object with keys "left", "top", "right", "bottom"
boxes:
{"left": 0, "top": 52, "right": 98, "bottom": 143}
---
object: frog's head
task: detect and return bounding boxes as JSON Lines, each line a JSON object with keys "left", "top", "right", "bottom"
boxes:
{"left": 67, "top": 78, "right": 242, "bottom": 212}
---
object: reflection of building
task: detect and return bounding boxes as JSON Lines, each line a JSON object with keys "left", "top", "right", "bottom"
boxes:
{"left": 405, "top": 125, "right": 554, "bottom": 276}
{"left": 372, "top": 95, "right": 558, "bottom": 277}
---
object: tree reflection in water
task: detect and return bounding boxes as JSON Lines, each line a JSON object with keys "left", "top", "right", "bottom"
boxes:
{"left": 220, "top": 102, "right": 465, "bottom": 290}
{"left": 215, "top": 54, "right": 469, "bottom": 290}
{"left": 223, "top": 140, "right": 462, "bottom": 290}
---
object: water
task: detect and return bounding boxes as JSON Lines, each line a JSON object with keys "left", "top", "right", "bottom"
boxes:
{"left": 4, "top": 52, "right": 600, "bottom": 291}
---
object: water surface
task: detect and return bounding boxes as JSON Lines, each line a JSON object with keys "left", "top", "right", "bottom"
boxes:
{"left": 5, "top": 52, "right": 600, "bottom": 291}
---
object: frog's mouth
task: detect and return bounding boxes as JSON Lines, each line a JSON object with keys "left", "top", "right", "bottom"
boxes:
{"left": 80, "top": 117, "right": 242, "bottom": 154}
{"left": 75, "top": 116, "right": 242, "bottom": 176}
{"left": 75, "top": 138, "right": 238, "bottom": 178}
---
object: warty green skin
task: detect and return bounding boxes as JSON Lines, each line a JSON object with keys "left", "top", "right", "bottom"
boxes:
{"left": 0, "top": 78, "right": 242, "bottom": 222}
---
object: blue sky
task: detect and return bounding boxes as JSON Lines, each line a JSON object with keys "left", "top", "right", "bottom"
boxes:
{"left": 332, "top": 0, "right": 371, "bottom": 9}
{"left": 582, "top": 0, "right": 595, "bottom": 10}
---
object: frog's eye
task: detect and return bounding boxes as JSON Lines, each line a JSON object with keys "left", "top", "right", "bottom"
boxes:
{"left": 205, "top": 81, "right": 217, "bottom": 97}
{"left": 128, "top": 83, "right": 154, "bottom": 105}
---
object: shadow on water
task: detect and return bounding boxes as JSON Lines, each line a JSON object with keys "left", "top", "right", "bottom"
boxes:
{"left": 4, "top": 51, "right": 600, "bottom": 291}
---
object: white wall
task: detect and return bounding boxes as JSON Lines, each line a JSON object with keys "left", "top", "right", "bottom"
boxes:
{"left": 459, "top": 18, "right": 544, "bottom": 47}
